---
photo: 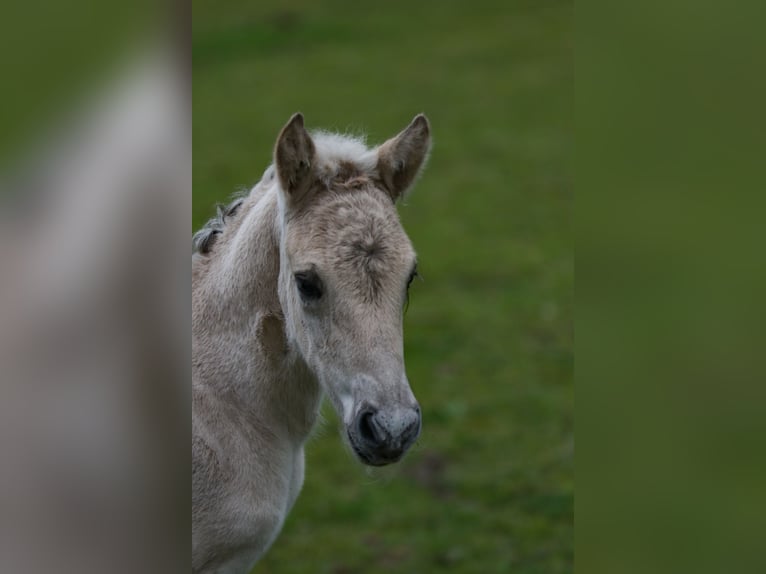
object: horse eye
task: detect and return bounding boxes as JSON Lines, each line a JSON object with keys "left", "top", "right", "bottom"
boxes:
{"left": 294, "top": 272, "right": 323, "bottom": 301}
{"left": 407, "top": 268, "right": 419, "bottom": 290}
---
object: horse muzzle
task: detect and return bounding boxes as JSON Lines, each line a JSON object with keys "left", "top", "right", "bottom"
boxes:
{"left": 347, "top": 404, "right": 422, "bottom": 466}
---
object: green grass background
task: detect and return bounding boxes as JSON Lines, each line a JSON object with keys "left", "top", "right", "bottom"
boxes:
{"left": 193, "top": 1, "right": 572, "bottom": 572}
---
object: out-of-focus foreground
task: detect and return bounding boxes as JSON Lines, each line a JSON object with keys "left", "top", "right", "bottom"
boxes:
{"left": 193, "top": 1, "right": 572, "bottom": 573}
{"left": 0, "top": 4, "right": 190, "bottom": 572}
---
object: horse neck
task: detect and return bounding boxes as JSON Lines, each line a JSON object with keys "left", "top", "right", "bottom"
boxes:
{"left": 193, "top": 187, "right": 322, "bottom": 442}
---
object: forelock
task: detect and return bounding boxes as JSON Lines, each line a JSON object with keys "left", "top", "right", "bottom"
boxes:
{"left": 309, "top": 131, "right": 379, "bottom": 188}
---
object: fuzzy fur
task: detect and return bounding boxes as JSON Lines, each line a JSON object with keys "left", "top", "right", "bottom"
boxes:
{"left": 192, "top": 114, "right": 430, "bottom": 573}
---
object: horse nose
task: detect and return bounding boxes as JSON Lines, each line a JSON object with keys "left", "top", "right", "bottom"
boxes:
{"left": 356, "top": 405, "right": 421, "bottom": 457}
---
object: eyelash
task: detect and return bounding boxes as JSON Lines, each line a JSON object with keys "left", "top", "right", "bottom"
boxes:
{"left": 404, "top": 267, "right": 418, "bottom": 312}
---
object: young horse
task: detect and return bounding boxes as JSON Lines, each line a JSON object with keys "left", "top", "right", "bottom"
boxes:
{"left": 192, "top": 113, "right": 431, "bottom": 573}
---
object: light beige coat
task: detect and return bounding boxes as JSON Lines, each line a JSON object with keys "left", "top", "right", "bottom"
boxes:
{"left": 192, "top": 114, "right": 431, "bottom": 573}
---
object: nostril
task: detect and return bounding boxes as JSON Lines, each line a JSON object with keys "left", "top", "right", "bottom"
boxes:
{"left": 404, "top": 411, "right": 422, "bottom": 444}
{"left": 358, "top": 411, "right": 381, "bottom": 445}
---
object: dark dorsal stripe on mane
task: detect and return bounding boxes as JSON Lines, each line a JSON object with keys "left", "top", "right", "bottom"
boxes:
{"left": 192, "top": 196, "right": 245, "bottom": 254}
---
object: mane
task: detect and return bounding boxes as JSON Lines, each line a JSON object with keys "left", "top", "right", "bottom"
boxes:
{"left": 192, "top": 196, "right": 246, "bottom": 254}
{"left": 193, "top": 131, "right": 379, "bottom": 255}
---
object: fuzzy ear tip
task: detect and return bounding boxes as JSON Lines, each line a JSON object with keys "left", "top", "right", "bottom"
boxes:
{"left": 288, "top": 112, "right": 305, "bottom": 128}
{"left": 412, "top": 113, "right": 430, "bottom": 129}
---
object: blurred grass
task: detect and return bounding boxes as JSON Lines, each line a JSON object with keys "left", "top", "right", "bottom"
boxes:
{"left": 192, "top": 1, "right": 572, "bottom": 572}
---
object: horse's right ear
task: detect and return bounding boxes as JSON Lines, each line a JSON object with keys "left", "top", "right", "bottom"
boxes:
{"left": 274, "top": 113, "right": 316, "bottom": 202}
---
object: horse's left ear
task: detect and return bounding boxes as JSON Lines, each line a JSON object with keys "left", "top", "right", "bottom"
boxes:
{"left": 377, "top": 114, "right": 431, "bottom": 201}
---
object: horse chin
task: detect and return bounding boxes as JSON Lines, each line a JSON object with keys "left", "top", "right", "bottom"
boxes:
{"left": 346, "top": 430, "right": 401, "bottom": 467}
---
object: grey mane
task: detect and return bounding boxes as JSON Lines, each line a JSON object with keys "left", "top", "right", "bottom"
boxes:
{"left": 192, "top": 196, "right": 245, "bottom": 254}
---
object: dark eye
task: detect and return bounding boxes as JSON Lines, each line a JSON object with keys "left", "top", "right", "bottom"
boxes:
{"left": 407, "top": 267, "right": 419, "bottom": 290}
{"left": 295, "top": 271, "right": 323, "bottom": 302}
{"left": 404, "top": 266, "right": 418, "bottom": 313}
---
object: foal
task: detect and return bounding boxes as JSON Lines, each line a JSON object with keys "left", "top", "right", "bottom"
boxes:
{"left": 192, "top": 113, "right": 431, "bottom": 573}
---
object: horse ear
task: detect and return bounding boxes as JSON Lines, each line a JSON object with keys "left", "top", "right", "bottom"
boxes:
{"left": 274, "top": 113, "right": 316, "bottom": 201}
{"left": 377, "top": 114, "right": 431, "bottom": 201}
